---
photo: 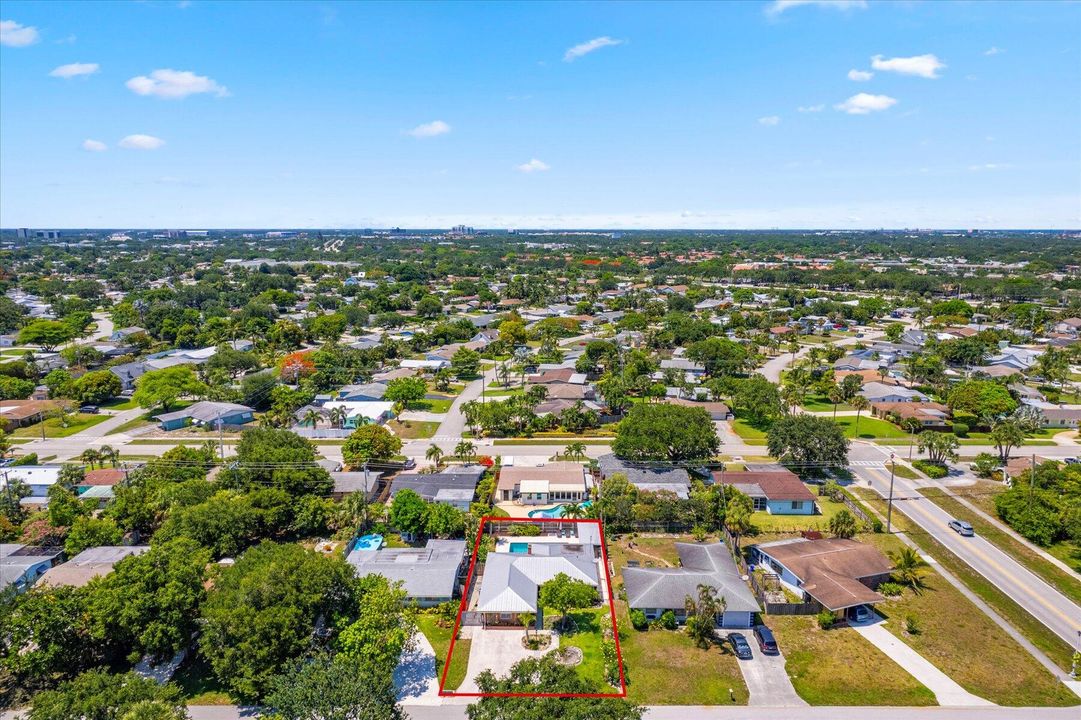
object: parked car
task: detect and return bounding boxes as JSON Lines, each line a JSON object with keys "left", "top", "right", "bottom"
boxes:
{"left": 948, "top": 519, "right": 974, "bottom": 536}
{"left": 753, "top": 624, "right": 778, "bottom": 655}
{"left": 852, "top": 604, "right": 874, "bottom": 623}
{"left": 1064, "top": 457, "right": 1079, "bottom": 465}
{"left": 402, "top": 458, "right": 417, "bottom": 470}
{"left": 78, "top": 405, "right": 100, "bottom": 414}
{"left": 728, "top": 632, "right": 753, "bottom": 659}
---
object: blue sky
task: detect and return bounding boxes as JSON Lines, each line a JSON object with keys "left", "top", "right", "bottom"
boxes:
{"left": 1, "top": 0, "right": 1079, "bottom": 229}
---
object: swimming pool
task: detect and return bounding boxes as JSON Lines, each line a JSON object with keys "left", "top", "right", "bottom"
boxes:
{"left": 352, "top": 534, "right": 384, "bottom": 551}
{"left": 527, "top": 500, "right": 593, "bottom": 519}
{"left": 509, "top": 542, "right": 530, "bottom": 554}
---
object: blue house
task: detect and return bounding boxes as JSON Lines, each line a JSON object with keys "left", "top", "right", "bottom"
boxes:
{"left": 713, "top": 469, "right": 817, "bottom": 515}
{"left": 153, "top": 401, "right": 255, "bottom": 431}
{"left": 1, "top": 544, "right": 63, "bottom": 593}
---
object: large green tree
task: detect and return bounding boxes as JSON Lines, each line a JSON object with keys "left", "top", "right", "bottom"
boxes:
{"left": 264, "top": 653, "right": 405, "bottom": 720}
{"left": 234, "top": 427, "right": 332, "bottom": 496}
{"left": 342, "top": 424, "right": 403, "bottom": 466}
{"left": 766, "top": 414, "right": 849, "bottom": 467}
{"left": 199, "top": 542, "right": 359, "bottom": 700}
{"left": 686, "top": 337, "right": 750, "bottom": 377}
{"left": 27, "top": 670, "right": 188, "bottom": 720}
{"left": 538, "top": 572, "right": 598, "bottom": 630}
{"left": 18, "top": 320, "right": 74, "bottom": 351}
{"left": 133, "top": 366, "right": 206, "bottom": 412}
{"left": 613, "top": 403, "right": 720, "bottom": 462}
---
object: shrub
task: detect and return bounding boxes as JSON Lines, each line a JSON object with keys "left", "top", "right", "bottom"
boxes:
{"left": 510, "top": 523, "right": 542, "bottom": 536}
{"left": 878, "top": 581, "right": 905, "bottom": 597}
{"left": 870, "top": 517, "right": 884, "bottom": 533}
{"left": 952, "top": 423, "right": 969, "bottom": 437}
{"left": 691, "top": 525, "right": 707, "bottom": 542}
{"left": 971, "top": 452, "right": 1000, "bottom": 478}
{"left": 905, "top": 614, "right": 921, "bottom": 635}
{"left": 11, "top": 453, "right": 38, "bottom": 466}
{"left": 658, "top": 610, "right": 678, "bottom": 630}
{"left": 912, "top": 459, "right": 948, "bottom": 479}
{"left": 630, "top": 609, "right": 648, "bottom": 631}
{"left": 820, "top": 480, "right": 844, "bottom": 502}
{"left": 817, "top": 610, "right": 836, "bottom": 629}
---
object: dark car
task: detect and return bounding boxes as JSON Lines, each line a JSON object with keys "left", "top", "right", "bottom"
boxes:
{"left": 753, "top": 624, "right": 778, "bottom": 655}
{"left": 728, "top": 632, "right": 753, "bottom": 659}
{"left": 948, "top": 519, "right": 974, "bottom": 537}
{"left": 79, "top": 405, "right": 100, "bottom": 414}
{"left": 402, "top": 458, "right": 417, "bottom": 470}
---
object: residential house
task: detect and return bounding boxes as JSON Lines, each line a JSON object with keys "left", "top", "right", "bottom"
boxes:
{"left": 749, "top": 537, "right": 893, "bottom": 620}
{"left": 346, "top": 539, "right": 466, "bottom": 607}
{"left": 475, "top": 539, "right": 600, "bottom": 626}
{"left": 153, "top": 401, "right": 255, "bottom": 431}
{"left": 662, "top": 397, "right": 733, "bottom": 420}
{"left": 390, "top": 465, "right": 487, "bottom": 510}
{"left": 1037, "top": 407, "right": 1081, "bottom": 429}
{"left": 329, "top": 470, "right": 385, "bottom": 501}
{"left": 715, "top": 469, "right": 817, "bottom": 515}
{"left": 0, "top": 544, "right": 63, "bottom": 593}
{"left": 399, "top": 358, "right": 450, "bottom": 372}
{"left": 596, "top": 453, "right": 690, "bottom": 499}
{"left": 859, "top": 382, "right": 929, "bottom": 404}
{"left": 0, "top": 400, "right": 57, "bottom": 430}
{"left": 871, "top": 401, "right": 951, "bottom": 429}
{"left": 336, "top": 383, "right": 388, "bottom": 402}
{"left": 109, "top": 326, "right": 146, "bottom": 342}
{"left": 659, "top": 358, "right": 706, "bottom": 383}
{"left": 109, "top": 361, "right": 147, "bottom": 392}
{"left": 0, "top": 465, "right": 63, "bottom": 505}
{"left": 496, "top": 463, "right": 592, "bottom": 504}
{"left": 311, "top": 401, "right": 395, "bottom": 429}
{"left": 39, "top": 546, "right": 150, "bottom": 588}
{"left": 987, "top": 346, "right": 1041, "bottom": 371}
{"left": 1052, "top": 318, "right": 1081, "bottom": 336}
{"left": 528, "top": 368, "right": 587, "bottom": 385}
{"left": 623, "top": 543, "right": 759, "bottom": 628}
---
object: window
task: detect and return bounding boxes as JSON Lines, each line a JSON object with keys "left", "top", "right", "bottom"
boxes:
{"left": 752, "top": 497, "right": 766, "bottom": 511}
{"left": 791, "top": 501, "right": 802, "bottom": 510}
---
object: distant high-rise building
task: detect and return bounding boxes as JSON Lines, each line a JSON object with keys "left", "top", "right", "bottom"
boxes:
{"left": 16, "top": 228, "right": 29, "bottom": 239}
{"left": 448, "top": 224, "right": 475, "bottom": 236}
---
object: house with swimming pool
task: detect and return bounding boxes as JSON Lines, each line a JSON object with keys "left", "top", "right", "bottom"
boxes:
{"left": 496, "top": 462, "right": 593, "bottom": 505}
{"left": 475, "top": 531, "right": 604, "bottom": 627}
{"left": 346, "top": 538, "right": 467, "bottom": 608}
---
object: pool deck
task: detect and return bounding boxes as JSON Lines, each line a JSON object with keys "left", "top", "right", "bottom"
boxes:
{"left": 494, "top": 501, "right": 564, "bottom": 518}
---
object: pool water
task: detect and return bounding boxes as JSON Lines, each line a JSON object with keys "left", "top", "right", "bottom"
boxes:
{"left": 353, "top": 534, "right": 384, "bottom": 551}
{"left": 527, "top": 500, "right": 593, "bottom": 519}
{"left": 509, "top": 542, "right": 530, "bottom": 554}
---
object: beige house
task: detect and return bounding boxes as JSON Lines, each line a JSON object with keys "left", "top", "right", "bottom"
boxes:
{"left": 496, "top": 462, "right": 592, "bottom": 505}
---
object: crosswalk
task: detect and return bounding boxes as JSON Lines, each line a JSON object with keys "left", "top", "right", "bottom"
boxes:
{"left": 850, "top": 460, "right": 886, "bottom": 467}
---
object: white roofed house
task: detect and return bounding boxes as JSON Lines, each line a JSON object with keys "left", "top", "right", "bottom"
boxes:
{"left": 496, "top": 462, "right": 593, "bottom": 505}
{"left": 859, "top": 382, "right": 929, "bottom": 405}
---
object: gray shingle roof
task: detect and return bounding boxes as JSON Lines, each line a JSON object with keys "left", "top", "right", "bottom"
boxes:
{"left": 391, "top": 472, "right": 481, "bottom": 503}
{"left": 347, "top": 539, "right": 466, "bottom": 599}
{"left": 623, "top": 543, "right": 758, "bottom": 613}
{"left": 597, "top": 454, "right": 690, "bottom": 498}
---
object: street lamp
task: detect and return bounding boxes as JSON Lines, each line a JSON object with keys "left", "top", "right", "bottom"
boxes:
{"left": 886, "top": 451, "right": 896, "bottom": 534}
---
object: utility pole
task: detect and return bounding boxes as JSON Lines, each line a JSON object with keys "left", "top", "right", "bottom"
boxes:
{"left": 217, "top": 418, "right": 225, "bottom": 462}
{"left": 886, "top": 451, "right": 897, "bottom": 533}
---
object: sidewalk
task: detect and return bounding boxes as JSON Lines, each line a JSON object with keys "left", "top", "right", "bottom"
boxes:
{"left": 850, "top": 615, "right": 992, "bottom": 707}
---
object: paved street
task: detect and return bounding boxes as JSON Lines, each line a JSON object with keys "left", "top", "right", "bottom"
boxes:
{"left": 851, "top": 443, "right": 1081, "bottom": 651}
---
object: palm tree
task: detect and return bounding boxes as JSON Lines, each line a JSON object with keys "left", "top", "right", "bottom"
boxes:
{"left": 302, "top": 408, "right": 322, "bottom": 429}
{"left": 0, "top": 430, "right": 12, "bottom": 460}
{"left": 98, "top": 445, "right": 119, "bottom": 468}
{"left": 851, "top": 396, "right": 870, "bottom": 437}
{"left": 497, "top": 362, "right": 510, "bottom": 388}
{"left": 329, "top": 406, "right": 348, "bottom": 430}
{"left": 560, "top": 502, "right": 585, "bottom": 519}
{"left": 80, "top": 449, "right": 102, "bottom": 470}
{"left": 454, "top": 440, "right": 476, "bottom": 463}
{"left": 564, "top": 441, "right": 587, "bottom": 461}
{"left": 425, "top": 444, "right": 444, "bottom": 469}
{"left": 888, "top": 546, "right": 929, "bottom": 592}
{"left": 828, "top": 385, "right": 845, "bottom": 420}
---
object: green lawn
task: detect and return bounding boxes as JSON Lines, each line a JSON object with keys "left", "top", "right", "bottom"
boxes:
{"left": 606, "top": 535, "right": 748, "bottom": 704}
{"left": 413, "top": 397, "right": 454, "bottom": 413}
{"left": 860, "top": 533, "right": 1078, "bottom": 706}
{"left": 417, "top": 614, "right": 469, "bottom": 691}
{"left": 801, "top": 394, "right": 855, "bottom": 413}
{"left": 919, "top": 488, "right": 1081, "bottom": 605}
{"left": 106, "top": 401, "right": 193, "bottom": 435}
{"left": 885, "top": 462, "right": 921, "bottom": 480}
{"left": 749, "top": 493, "right": 852, "bottom": 533}
{"left": 730, "top": 415, "right": 908, "bottom": 443}
{"left": 99, "top": 396, "right": 140, "bottom": 410}
{"left": 769, "top": 616, "right": 936, "bottom": 706}
{"left": 387, "top": 419, "right": 439, "bottom": 439}
{"left": 546, "top": 608, "right": 607, "bottom": 688}
{"left": 12, "top": 413, "right": 110, "bottom": 438}
{"left": 172, "top": 653, "right": 237, "bottom": 705}
{"left": 492, "top": 438, "right": 613, "bottom": 445}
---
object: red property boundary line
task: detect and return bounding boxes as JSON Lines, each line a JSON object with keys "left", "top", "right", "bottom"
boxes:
{"left": 438, "top": 516, "right": 628, "bottom": 698}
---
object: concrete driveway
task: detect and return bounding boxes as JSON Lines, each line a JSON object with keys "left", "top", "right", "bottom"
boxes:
{"left": 457, "top": 627, "right": 557, "bottom": 693}
{"left": 394, "top": 631, "right": 441, "bottom": 705}
{"left": 721, "top": 630, "right": 806, "bottom": 707}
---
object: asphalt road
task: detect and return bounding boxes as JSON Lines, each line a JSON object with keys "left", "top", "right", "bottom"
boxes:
{"left": 852, "top": 443, "right": 1081, "bottom": 651}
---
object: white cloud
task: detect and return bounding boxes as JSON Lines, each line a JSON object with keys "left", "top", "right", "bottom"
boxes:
{"left": 969, "top": 163, "right": 1011, "bottom": 171}
{"left": 563, "top": 36, "right": 623, "bottom": 62}
{"left": 835, "top": 93, "right": 898, "bottom": 115}
{"left": 758, "top": 115, "right": 781, "bottom": 126}
{"left": 126, "top": 69, "right": 229, "bottom": 99}
{"left": 82, "top": 139, "right": 107, "bottom": 152}
{"left": 798, "top": 104, "right": 825, "bottom": 113}
{"left": 0, "top": 19, "right": 40, "bottom": 47}
{"left": 766, "top": 1, "right": 867, "bottom": 16}
{"left": 984, "top": 46, "right": 1004, "bottom": 56}
{"left": 847, "top": 69, "right": 873, "bottom": 82}
{"left": 119, "top": 134, "right": 165, "bottom": 150}
{"left": 406, "top": 120, "right": 451, "bottom": 138}
{"left": 49, "top": 62, "right": 100, "bottom": 79}
{"left": 516, "top": 158, "right": 550, "bottom": 173}
{"left": 871, "top": 54, "right": 945, "bottom": 79}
